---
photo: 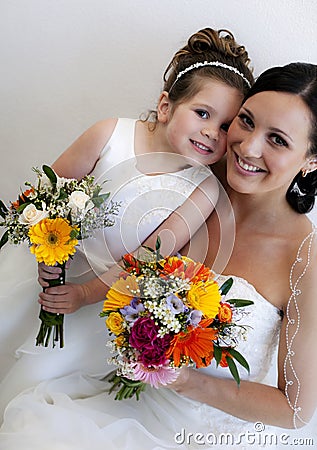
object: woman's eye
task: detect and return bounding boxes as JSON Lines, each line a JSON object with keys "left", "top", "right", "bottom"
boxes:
{"left": 220, "top": 123, "right": 230, "bottom": 133}
{"left": 271, "top": 134, "right": 288, "bottom": 147}
{"left": 195, "top": 109, "right": 209, "bottom": 119}
{"left": 238, "top": 113, "right": 254, "bottom": 128}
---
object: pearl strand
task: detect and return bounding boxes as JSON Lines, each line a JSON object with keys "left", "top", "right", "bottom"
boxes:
{"left": 284, "top": 224, "right": 316, "bottom": 428}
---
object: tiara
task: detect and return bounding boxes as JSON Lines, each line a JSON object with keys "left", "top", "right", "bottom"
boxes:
{"left": 170, "top": 60, "right": 252, "bottom": 90}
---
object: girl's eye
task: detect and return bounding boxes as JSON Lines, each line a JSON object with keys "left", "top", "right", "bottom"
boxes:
{"left": 238, "top": 113, "right": 254, "bottom": 128}
{"left": 271, "top": 134, "right": 288, "bottom": 147}
{"left": 195, "top": 109, "right": 209, "bottom": 119}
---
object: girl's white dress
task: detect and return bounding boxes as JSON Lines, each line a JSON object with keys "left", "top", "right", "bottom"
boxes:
{"left": 0, "top": 118, "right": 211, "bottom": 419}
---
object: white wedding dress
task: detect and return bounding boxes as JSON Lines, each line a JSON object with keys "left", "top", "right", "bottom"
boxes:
{"left": 1, "top": 119, "right": 316, "bottom": 449}
{"left": 0, "top": 118, "right": 211, "bottom": 420}
{"left": 1, "top": 267, "right": 316, "bottom": 449}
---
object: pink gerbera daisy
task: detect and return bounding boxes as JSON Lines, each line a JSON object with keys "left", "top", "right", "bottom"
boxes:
{"left": 133, "top": 361, "right": 180, "bottom": 388}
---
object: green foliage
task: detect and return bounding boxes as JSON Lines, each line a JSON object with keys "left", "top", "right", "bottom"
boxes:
{"left": 105, "top": 371, "right": 146, "bottom": 401}
{"left": 0, "top": 200, "right": 8, "bottom": 219}
{"left": 219, "top": 277, "right": 233, "bottom": 295}
{"left": 0, "top": 230, "right": 8, "bottom": 249}
{"left": 226, "top": 298, "right": 254, "bottom": 307}
{"left": 42, "top": 164, "right": 57, "bottom": 186}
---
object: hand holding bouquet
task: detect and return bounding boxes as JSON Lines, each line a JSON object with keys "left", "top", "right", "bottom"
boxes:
{"left": 0, "top": 165, "right": 120, "bottom": 348}
{"left": 101, "top": 239, "right": 253, "bottom": 400}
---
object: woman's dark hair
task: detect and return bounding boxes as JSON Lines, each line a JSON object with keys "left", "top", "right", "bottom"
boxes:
{"left": 243, "top": 62, "right": 317, "bottom": 214}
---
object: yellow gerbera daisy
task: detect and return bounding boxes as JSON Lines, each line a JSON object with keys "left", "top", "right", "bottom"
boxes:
{"left": 103, "top": 275, "right": 139, "bottom": 312}
{"left": 187, "top": 280, "right": 221, "bottom": 319}
{"left": 28, "top": 218, "right": 78, "bottom": 265}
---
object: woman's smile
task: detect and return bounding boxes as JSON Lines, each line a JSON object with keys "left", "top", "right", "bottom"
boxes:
{"left": 235, "top": 152, "right": 266, "bottom": 175}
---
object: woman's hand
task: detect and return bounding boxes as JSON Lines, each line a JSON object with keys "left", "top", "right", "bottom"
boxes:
{"left": 163, "top": 366, "right": 191, "bottom": 392}
{"left": 38, "top": 282, "right": 88, "bottom": 314}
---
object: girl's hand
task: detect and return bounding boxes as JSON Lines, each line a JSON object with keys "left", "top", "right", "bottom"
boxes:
{"left": 38, "top": 282, "right": 88, "bottom": 314}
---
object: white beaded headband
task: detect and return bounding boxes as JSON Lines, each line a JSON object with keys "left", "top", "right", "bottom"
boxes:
{"left": 170, "top": 60, "right": 252, "bottom": 90}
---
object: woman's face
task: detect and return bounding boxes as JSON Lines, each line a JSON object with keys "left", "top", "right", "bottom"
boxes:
{"left": 226, "top": 91, "right": 316, "bottom": 195}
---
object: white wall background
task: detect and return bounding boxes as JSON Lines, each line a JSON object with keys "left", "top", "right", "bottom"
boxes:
{"left": 0, "top": 0, "right": 317, "bottom": 219}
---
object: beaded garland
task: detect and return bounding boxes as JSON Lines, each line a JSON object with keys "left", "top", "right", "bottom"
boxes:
{"left": 284, "top": 224, "right": 316, "bottom": 427}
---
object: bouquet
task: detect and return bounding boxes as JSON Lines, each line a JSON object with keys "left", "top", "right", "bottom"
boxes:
{"left": 101, "top": 239, "right": 253, "bottom": 400}
{"left": 0, "top": 165, "right": 120, "bottom": 348}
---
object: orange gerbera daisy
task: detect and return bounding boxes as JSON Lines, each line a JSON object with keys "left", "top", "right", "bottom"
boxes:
{"left": 166, "top": 318, "right": 217, "bottom": 368}
{"left": 183, "top": 260, "right": 212, "bottom": 283}
{"left": 29, "top": 217, "right": 78, "bottom": 265}
{"left": 187, "top": 280, "right": 221, "bottom": 319}
{"left": 162, "top": 257, "right": 185, "bottom": 277}
{"left": 103, "top": 275, "right": 139, "bottom": 312}
{"left": 122, "top": 253, "right": 142, "bottom": 274}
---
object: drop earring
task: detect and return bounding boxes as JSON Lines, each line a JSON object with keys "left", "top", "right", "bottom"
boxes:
{"left": 301, "top": 169, "right": 308, "bottom": 178}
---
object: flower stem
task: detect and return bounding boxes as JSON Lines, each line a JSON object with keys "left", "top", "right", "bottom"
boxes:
{"left": 36, "top": 261, "right": 66, "bottom": 348}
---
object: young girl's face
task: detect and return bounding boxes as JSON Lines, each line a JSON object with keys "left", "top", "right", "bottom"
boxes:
{"left": 159, "top": 79, "right": 243, "bottom": 166}
{"left": 226, "top": 90, "right": 316, "bottom": 195}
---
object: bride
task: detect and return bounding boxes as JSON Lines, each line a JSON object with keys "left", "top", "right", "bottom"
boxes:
{"left": 1, "top": 62, "right": 317, "bottom": 449}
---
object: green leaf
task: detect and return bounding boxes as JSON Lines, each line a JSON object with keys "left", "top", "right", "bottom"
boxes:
{"left": 213, "top": 345, "right": 222, "bottom": 366}
{"left": 219, "top": 277, "right": 233, "bottom": 295}
{"left": 91, "top": 193, "right": 110, "bottom": 208}
{"left": 69, "top": 228, "right": 79, "bottom": 240}
{"left": 58, "top": 188, "right": 68, "bottom": 200}
{"left": 0, "top": 200, "right": 8, "bottom": 218}
{"left": 228, "top": 348, "right": 250, "bottom": 373}
{"left": 227, "top": 356, "right": 240, "bottom": 385}
{"left": 42, "top": 165, "right": 57, "bottom": 185}
{"left": 17, "top": 202, "right": 30, "bottom": 213}
{"left": 0, "top": 230, "right": 9, "bottom": 249}
{"left": 155, "top": 236, "right": 164, "bottom": 260}
{"left": 142, "top": 244, "right": 155, "bottom": 253}
{"left": 226, "top": 299, "right": 254, "bottom": 307}
{"left": 92, "top": 185, "right": 102, "bottom": 197}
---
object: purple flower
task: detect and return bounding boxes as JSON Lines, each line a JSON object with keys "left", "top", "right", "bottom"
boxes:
{"left": 120, "top": 298, "right": 145, "bottom": 324}
{"left": 188, "top": 309, "right": 203, "bottom": 326}
{"left": 138, "top": 334, "right": 173, "bottom": 367}
{"left": 166, "top": 294, "right": 184, "bottom": 314}
{"left": 138, "top": 343, "right": 168, "bottom": 366}
{"left": 129, "top": 316, "right": 159, "bottom": 351}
